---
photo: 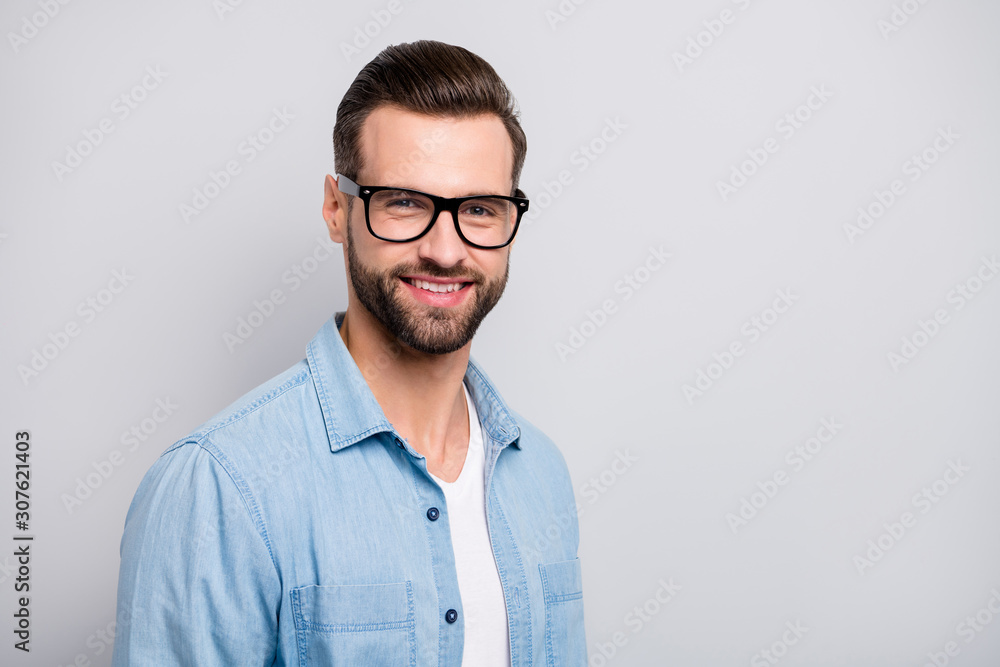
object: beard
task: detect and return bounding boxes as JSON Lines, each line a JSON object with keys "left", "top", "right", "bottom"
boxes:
{"left": 346, "top": 219, "right": 509, "bottom": 355}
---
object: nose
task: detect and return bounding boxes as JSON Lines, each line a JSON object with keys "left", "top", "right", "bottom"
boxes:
{"left": 415, "top": 207, "right": 468, "bottom": 268}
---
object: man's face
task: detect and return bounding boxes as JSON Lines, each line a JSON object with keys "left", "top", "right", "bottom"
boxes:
{"left": 341, "top": 106, "right": 515, "bottom": 355}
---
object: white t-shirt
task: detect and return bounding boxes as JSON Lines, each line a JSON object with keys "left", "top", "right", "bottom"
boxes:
{"left": 429, "top": 382, "right": 511, "bottom": 667}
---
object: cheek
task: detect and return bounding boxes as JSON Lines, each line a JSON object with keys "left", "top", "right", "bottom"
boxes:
{"left": 349, "top": 224, "right": 386, "bottom": 263}
{"left": 481, "top": 250, "right": 510, "bottom": 279}
{"left": 361, "top": 244, "right": 414, "bottom": 278}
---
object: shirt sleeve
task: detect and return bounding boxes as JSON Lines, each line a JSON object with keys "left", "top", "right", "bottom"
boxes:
{"left": 112, "top": 438, "right": 281, "bottom": 666}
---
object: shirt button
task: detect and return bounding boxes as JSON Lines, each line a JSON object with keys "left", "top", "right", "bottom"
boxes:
{"left": 445, "top": 609, "right": 458, "bottom": 624}
{"left": 395, "top": 438, "right": 405, "bottom": 449}
{"left": 426, "top": 507, "right": 440, "bottom": 521}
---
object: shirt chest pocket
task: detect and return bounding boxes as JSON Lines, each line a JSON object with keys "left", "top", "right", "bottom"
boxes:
{"left": 290, "top": 582, "right": 417, "bottom": 667}
{"left": 539, "top": 557, "right": 588, "bottom": 667}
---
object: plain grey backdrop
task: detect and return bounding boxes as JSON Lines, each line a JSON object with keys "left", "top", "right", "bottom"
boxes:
{"left": 2, "top": 0, "right": 999, "bottom": 665}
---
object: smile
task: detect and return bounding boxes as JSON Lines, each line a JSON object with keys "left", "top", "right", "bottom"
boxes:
{"left": 400, "top": 277, "right": 470, "bottom": 294}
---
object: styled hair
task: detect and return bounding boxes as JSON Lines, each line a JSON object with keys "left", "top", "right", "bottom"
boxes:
{"left": 333, "top": 40, "right": 527, "bottom": 194}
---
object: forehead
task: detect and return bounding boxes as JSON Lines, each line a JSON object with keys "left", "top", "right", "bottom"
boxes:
{"left": 358, "top": 105, "right": 513, "bottom": 194}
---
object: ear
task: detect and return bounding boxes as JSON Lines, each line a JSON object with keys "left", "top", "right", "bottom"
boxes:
{"left": 323, "top": 174, "right": 348, "bottom": 245}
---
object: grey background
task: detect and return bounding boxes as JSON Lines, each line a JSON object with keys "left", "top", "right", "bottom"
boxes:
{"left": 2, "top": 0, "right": 999, "bottom": 665}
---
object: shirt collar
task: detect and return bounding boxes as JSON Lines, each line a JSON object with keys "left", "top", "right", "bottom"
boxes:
{"left": 306, "top": 312, "right": 522, "bottom": 453}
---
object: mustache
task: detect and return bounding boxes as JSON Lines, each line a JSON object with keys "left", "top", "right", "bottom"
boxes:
{"left": 391, "top": 263, "right": 485, "bottom": 282}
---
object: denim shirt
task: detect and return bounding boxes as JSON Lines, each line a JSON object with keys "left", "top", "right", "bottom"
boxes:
{"left": 113, "top": 313, "right": 586, "bottom": 666}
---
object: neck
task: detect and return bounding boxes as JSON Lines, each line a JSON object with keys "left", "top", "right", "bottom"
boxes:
{"left": 339, "top": 303, "right": 471, "bottom": 478}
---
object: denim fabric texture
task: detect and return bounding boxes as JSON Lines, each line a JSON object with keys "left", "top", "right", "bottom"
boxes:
{"left": 113, "top": 312, "right": 586, "bottom": 666}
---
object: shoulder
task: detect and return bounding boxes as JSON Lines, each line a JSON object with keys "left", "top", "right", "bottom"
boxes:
{"left": 504, "top": 407, "right": 581, "bottom": 557}
{"left": 510, "top": 408, "right": 556, "bottom": 449}
{"left": 127, "top": 359, "right": 319, "bottom": 535}
{"left": 508, "top": 408, "right": 573, "bottom": 479}
{"left": 135, "top": 359, "right": 323, "bottom": 508}
{"left": 175, "top": 360, "right": 313, "bottom": 447}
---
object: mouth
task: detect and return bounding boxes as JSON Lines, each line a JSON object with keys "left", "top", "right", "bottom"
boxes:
{"left": 399, "top": 276, "right": 473, "bottom": 307}
{"left": 400, "top": 277, "right": 472, "bottom": 294}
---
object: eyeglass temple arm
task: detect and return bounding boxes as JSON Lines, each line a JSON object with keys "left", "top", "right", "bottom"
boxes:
{"left": 339, "top": 173, "right": 524, "bottom": 202}
{"left": 335, "top": 173, "right": 359, "bottom": 196}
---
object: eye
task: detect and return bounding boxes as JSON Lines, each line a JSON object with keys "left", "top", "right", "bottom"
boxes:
{"left": 384, "top": 193, "right": 428, "bottom": 211}
{"left": 461, "top": 201, "right": 500, "bottom": 218}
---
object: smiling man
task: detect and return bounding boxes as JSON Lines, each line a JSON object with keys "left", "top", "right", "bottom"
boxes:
{"left": 113, "top": 40, "right": 586, "bottom": 666}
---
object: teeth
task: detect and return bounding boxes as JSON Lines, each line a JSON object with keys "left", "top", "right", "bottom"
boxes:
{"left": 405, "top": 278, "right": 465, "bottom": 294}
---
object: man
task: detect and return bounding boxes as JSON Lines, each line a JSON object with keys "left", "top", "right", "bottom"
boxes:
{"left": 113, "top": 40, "right": 586, "bottom": 666}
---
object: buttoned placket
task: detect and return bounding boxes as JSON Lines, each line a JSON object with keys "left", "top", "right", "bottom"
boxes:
{"left": 393, "top": 432, "right": 466, "bottom": 664}
{"left": 311, "top": 313, "right": 534, "bottom": 665}
{"left": 482, "top": 426, "right": 530, "bottom": 667}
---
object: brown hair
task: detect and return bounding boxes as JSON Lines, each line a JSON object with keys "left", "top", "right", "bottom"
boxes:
{"left": 333, "top": 40, "right": 527, "bottom": 194}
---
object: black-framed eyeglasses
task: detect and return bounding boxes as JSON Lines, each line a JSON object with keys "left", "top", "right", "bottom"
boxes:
{"left": 337, "top": 174, "right": 529, "bottom": 250}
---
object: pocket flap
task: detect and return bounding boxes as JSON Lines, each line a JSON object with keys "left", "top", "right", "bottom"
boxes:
{"left": 291, "top": 582, "right": 413, "bottom": 630}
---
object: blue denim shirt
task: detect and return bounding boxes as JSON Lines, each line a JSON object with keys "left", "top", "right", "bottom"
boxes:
{"left": 113, "top": 313, "right": 586, "bottom": 666}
